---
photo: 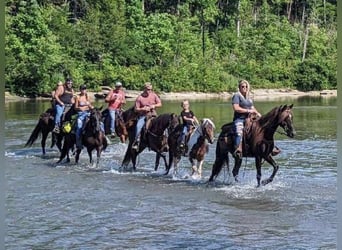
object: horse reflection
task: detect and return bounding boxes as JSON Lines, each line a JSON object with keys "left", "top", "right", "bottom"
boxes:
{"left": 208, "top": 104, "right": 295, "bottom": 187}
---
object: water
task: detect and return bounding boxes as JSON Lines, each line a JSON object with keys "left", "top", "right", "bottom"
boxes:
{"left": 5, "top": 97, "right": 337, "bottom": 249}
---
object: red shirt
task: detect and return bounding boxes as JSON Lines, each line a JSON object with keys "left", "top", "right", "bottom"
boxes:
{"left": 107, "top": 89, "right": 125, "bottom": 110}
{"left": 135, "top": 92, "right": 161, "bottom": 116}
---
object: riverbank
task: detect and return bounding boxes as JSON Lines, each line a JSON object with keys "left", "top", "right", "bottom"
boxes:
{"left": 4, "top": 88, "right": 337, "bottom": 102}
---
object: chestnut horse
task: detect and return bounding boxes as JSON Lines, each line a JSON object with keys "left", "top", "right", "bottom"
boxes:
{"left": 121, "top": 113, "right": 180, "bottom": 171}
{"left": 166, "top": 118, "right": 216, "bottom": 177}
{"left": 102, "top": 108, "right": 128, "bottom": 143}
{"left": 208, "top": 104, "right": 295, "bottom": 187}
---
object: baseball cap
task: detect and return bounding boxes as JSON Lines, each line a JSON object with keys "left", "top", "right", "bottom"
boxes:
{"left": 144, "top": 82, "right": 152, "bottom": 90}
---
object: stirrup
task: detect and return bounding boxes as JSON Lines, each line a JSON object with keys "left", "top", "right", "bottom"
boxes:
{"left": 233, "top": 149, "right": 242, "bottom": 159}
{"left": 53, "top": 126, "right": 60, "bottom": 134}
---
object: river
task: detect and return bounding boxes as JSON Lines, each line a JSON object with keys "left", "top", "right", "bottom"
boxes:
{"left": 5, "top": 96, "right": 336, "bottom": 249}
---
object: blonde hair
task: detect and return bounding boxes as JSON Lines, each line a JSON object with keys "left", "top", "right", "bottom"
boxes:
{"left": 238, "top": 79, "right": 251, "bottom": 98}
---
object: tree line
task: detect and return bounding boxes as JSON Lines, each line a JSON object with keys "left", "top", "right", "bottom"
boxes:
{"left": 5, "top": 0, "right": 337, "bottom": 97}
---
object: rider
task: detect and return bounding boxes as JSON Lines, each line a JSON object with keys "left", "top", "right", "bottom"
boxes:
{"left": 232, "top": 79, "right": 261, "bottom": 159}
{"left": 179, "top": 100, "right": 199, "bottom": 151}
{"left": 105, "top": 81, "right": 126, "bottom": 138}
{"left": 74, "top": 84, "right": 94, "bottom": 150}
{"left": 53, "top": 78, "right": 75, "bottom": 133}
{"left": 132, "top": 82, "right": 162, "bottom": 150}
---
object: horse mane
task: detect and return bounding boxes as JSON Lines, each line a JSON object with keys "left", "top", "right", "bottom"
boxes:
{"left": 202, "top": 118, "right": 215, "bottom": 129}
{"left": 257, "top": 105, "right": 283, "bottom": 128}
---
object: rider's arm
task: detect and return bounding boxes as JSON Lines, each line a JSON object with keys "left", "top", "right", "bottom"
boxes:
{"left": 54, "top": 85, "right": 64, "bottom": 106}
{"left": 232, "top": 103, "right": 250, "bottom": 114}
{"left": 105, "top": 90, "right": 113, "bottom": 103}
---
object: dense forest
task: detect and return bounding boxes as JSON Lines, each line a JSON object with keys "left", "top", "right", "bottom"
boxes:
{"left": 5, "top": 0, "right": 337, "bottom": 97}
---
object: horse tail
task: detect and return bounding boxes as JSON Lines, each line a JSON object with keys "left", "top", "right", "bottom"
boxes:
{"left": 208, "top": 136, "right": 228, "bottom": 182}
{"left": 25, "top": 120, "right": 42, "bottom": 147}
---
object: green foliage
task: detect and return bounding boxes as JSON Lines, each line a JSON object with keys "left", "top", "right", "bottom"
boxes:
{"left": 5, "top": 0, "right": 337, "bottom": 96}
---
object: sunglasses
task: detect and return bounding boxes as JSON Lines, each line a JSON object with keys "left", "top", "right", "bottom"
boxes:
{"left": 240, "top": 85, "right": 248, "bottom": 89}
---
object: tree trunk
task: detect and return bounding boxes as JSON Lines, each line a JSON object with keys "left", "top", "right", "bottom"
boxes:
{"left": 302, "top": 25, "right": 309, "bottom": 62}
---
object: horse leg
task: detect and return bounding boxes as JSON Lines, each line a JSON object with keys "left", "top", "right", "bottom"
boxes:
{"left": 75, "top": 148, "right": 82, "bottom": 163}
{"left": 154, "top": 154, "right": 161, "bottom": 171}
{"left": 189, "top": 157, "right": 197, "bottom": 176}
{"left": 87, "top": 148, "right": 93, "bottom": 164}
{"left": 261, "top": 156, "right": 279, "bottom": 186}
{"left": 197, "top": 160, "right": 204, "bottom": 178}
{"left": 173, "top": 157, "right": 181, "bottom": 177}
{"left": 165, "top": 152, "right": 174, "bottom": 175}
{"left": 255, "top": 157, "right": 262, "bottom": 187}
{"left": 41, "top": 131, "right": 48, "bottom": 155}
{"left": 232, "top": 157, "right": 242, "bottom": 182}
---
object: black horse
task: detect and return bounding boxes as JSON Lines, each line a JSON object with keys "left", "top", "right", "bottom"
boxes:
{"left": 25, "top": 108, "right": 56, "bottom": 154}
{"left": 166, "top": 118, "right": 216, "bottom": 177}
{"left": 75, "top": 107, "right": 108, "bottom": 165}
{"left": 208, "top": 104, "right": 295, "bottom": 187}
{"left": 57, "top": 107, "right": 107, "bottom": 165}
{"left": 122, "top": 113, "right": 180, "bottom": 171}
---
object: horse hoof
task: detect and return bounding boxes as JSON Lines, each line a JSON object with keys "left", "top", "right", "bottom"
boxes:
{"left": 261, "top": 179, "right": 272, "bottom": 185}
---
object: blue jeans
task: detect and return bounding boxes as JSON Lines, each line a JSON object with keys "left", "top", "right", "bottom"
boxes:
{"left": 76, "top": 111, "right": 90, "bottom": 148}
{"left": 135, "top": 116, "right": 146, "bottom": 141}
{"left": 233, "top": 118, "right": 245, "bottom": 147}
{"left": 109, "top": 109, "right": 117, "bottom": 134}
{"left": 55, "top": 104, "right": 65, "bottom": 126}
{"left": 180, "top": 126, "right": 189, "bottom": 143}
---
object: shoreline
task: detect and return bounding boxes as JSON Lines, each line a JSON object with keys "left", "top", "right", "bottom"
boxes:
{"left": 5, "top": 89, "right": 337, "bottom": 102}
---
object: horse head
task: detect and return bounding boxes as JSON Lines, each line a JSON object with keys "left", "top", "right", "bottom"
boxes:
{"left": 89, "top": 107, "right": 103, "bottom": 134}
{"left": 278, "top": 104, "right": 295, "bottom": 138}
{"left": 200, "top": 118, "right": 216, "bottom": 144}
{"left": 168, "top": 113, "right": 181, "bottom": 132}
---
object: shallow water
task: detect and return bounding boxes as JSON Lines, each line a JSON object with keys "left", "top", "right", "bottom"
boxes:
{"left": 5, "top": 98, "right": 336, "bottom": 249}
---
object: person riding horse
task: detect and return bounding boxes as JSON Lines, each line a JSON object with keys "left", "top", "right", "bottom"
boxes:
{"left": 231, "top": 79, "right": 262, "bottom": 159}
{"left": 53, "top": 78, "right": 75, "bottom": 133}
{"left": 105, "top": 81, "right": 126, "bottom": 138}
{"left": 132, "top": 82, "right": 162, "bottom": 150}
{"left": 178, "top": 100, "right": 199, "bottom": 156}
{"left": 74, "top": 84, "right": 94, "bottom": 150}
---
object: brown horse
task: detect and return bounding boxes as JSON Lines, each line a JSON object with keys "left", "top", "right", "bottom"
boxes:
{"left": 102, "top": 108, "right": 128, "bottom": 143}
{"left": 166, "top": 118, "right": 216, "bottom": 178}
{"left": 208, "top": 104, "right": 295, "bottom": 187}
{"left": 122, "top": 113, "right": 180, "bottom": 171}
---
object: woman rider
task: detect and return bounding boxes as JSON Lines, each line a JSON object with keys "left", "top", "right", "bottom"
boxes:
{"left": 74, "top": 84, "right": 93, "bottom": 150}
{"left": 232, "top": 79, "right": 261, "bottom": 159}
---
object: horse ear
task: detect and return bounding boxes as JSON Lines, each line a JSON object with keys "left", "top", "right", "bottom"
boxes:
{"left": 289, "top": 104, "right": 293, "bottom": 109}
{"left": 281, "top": 105, "right": 287, "bottom": 112}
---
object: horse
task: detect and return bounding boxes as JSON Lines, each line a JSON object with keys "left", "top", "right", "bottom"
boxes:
{"left": 57, "top": 107, "right": 107, "bottom": 165}
{"left": 121, "top": 113, "right": 180, "bottom": 171}
{"left": 102, "top": 108, "right": 128, "bottom": 143}
{"left": 25, "top": 108, "right": 57, "bottom": 154}
{"left": 166, "top": 118, "right": 216, "bottom": 178}
{"left": 208, "top": 104, "right": 295, "bottom": 187}
{"left": 75, "top": 107, "right": 108, "bottom": 165}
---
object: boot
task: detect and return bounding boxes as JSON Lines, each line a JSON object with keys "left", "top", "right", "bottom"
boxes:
{"left": 233, "top": 142, "right": 242, "bottom": 159}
